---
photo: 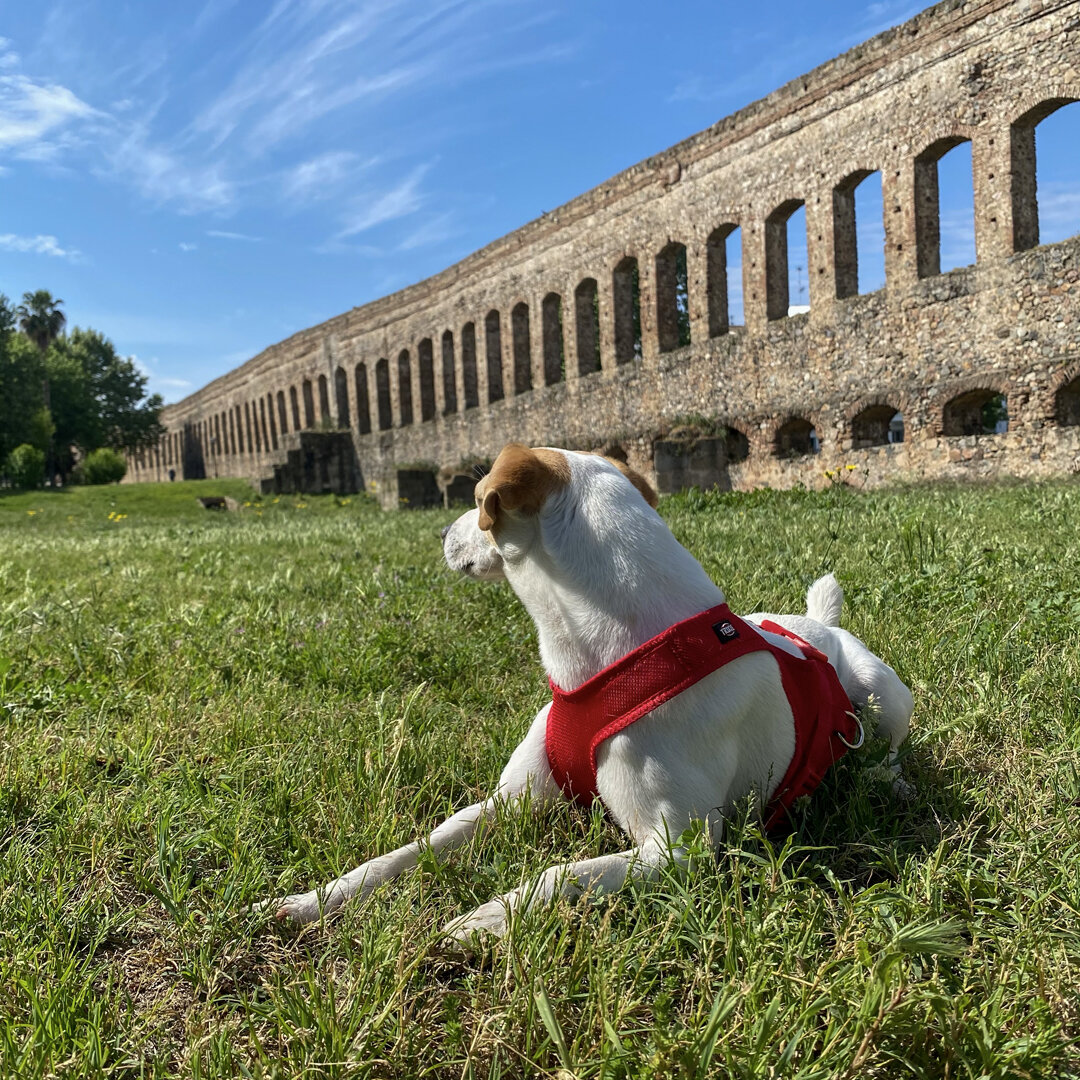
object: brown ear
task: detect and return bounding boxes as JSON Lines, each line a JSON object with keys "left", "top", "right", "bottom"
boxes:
{"left": 476, "top": 478, "right": 500, "bottom": 533}
{"left": 604, "top": 457, "right": 659, "bottom": 508}
{"left": 476, "top": 444, "right": 570, "bottom": 532}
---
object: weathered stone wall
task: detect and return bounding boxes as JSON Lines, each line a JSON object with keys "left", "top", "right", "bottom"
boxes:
{"left": 128, "top": 0, "right": 1080, "bottom": 504}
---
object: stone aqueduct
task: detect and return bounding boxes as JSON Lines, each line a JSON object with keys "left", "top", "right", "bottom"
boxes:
{"left": 129, "top": 0, "right": 1080, "bottom": 507}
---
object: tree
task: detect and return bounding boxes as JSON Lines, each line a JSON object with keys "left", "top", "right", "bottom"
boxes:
{"left": 0, "top": 290, "right": 164, "bottom": 484}
{"left": 48, "top": 329, "right": 164, "bottom": 468}
{"left": 15, "top": 291, "right": 66, "bottom": 483}
{"left": 80, "top": 447, "right": 127, "bottom": 485}
{"left": 16, "top": 290, "right": 66, "bottom": 355}
{"left": 6, "top": 444, "right": 45, "bottom": 489}
{"left": 0, "top": 302, "right": 46, "bottom": 463}
{"left": 0, "top": 293, "right": 15, "bottom": 337}
{"left": 28, "top": 408, "right": 56, "bottom": 452}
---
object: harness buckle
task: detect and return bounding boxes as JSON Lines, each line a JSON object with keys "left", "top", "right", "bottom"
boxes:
{"left": 836, "top": 712, "right": 865, "bottom": 750}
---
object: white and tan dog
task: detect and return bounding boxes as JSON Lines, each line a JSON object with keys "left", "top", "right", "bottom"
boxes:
{"left": 262, "top": 444, "right": 913, "bottom": 941}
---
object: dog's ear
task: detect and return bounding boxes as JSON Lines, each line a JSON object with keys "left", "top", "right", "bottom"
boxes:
{"left": 477, "top": 444, "right": 570, "bottom": 531}
{"left": 592, "top": 454, "right": 658, "bottom": 508}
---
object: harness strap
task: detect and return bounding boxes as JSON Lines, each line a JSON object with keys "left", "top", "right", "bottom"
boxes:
{"left": 545, "top": 604, "right": 860, "bottom": 830}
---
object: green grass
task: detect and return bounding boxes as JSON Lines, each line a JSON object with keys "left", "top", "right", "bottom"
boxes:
{"left": 1, "top": 476, "right": 1079, "bottom": 1078}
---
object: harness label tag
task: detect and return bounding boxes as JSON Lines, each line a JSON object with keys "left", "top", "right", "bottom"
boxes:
{"left": 712, "top": 619, "right": 739, "bottom": 643}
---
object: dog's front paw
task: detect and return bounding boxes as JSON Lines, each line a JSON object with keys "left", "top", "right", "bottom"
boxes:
{"left": 441, "top": 896, "right": 512, "bottom": 951}
{"left": 250, "top": 888, "right": 337, "bottom": 926}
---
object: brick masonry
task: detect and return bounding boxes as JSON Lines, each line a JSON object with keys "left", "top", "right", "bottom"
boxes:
{"left": 128, "top": 0, "right": 1080, "bottom": 506}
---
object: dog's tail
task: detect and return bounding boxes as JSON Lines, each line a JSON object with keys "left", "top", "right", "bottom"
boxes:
{"left": 806, "top": 573, "right": 844, "bottom": 626}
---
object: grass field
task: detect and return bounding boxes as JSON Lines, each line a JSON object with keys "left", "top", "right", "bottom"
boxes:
{"left": 2, "top": 475, "right": 1079, "bottom": 1078}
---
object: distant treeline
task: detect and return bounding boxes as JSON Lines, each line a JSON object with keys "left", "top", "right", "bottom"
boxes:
{"left": 0, "top": 290, "right": 164, "bottom": 484}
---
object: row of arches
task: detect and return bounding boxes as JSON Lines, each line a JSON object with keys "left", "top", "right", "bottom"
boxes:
{"left": 766, "top": 379, "right": 1072, "bottom": 461}
{"left": 762, "top": 98, "right": 1080, "bottom": 319}
{"left": 267, "top": 98, "right": 1079, "bottom": 438}
{"left": 139, "top": 94, "right": 1079, "bottom": 469}
{"left": 131, "top": 370, "right": 1080, "bottom": 480}
{"left": 342, "top": 284, "right": 632, "bottom": 436}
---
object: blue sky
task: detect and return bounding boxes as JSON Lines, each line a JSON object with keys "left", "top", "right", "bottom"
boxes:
{"left": 1, "top": 0, "right": 1077, "bottom": 403}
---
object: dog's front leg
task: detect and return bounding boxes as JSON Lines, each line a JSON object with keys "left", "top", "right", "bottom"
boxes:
{"left": 442, "top": 836, "right": 681, "bottom": 946}
{"left": 258, "top": 705, "right": 559, "bottom": 925}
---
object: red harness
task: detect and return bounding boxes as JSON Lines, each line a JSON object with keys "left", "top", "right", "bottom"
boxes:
{"left": 545, "top": 603, "right": 860, "bottom": 831}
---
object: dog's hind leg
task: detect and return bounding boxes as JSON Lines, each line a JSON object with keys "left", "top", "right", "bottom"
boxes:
{"left": 256, "top": 705, "right": 561, "bottom": 925}
{"left": 441, "top": 836, "right": 682, "bottom": 947}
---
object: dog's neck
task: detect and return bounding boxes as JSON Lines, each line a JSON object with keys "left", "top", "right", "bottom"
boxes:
{"left": 505, "top": 502, "right": 725, "bottom": 691}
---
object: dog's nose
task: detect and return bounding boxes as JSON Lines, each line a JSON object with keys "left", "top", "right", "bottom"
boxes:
{"left": 440, "top": 524, "right": 451, "bottom": 542}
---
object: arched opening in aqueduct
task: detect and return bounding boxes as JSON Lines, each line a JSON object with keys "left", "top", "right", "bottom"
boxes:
{"left": 1011, "top": 99, "right": 1080, "bottom": 251}
{"left": 441, "top": 331, "right": 456, "bottom": 414}
{"left": 541, "top": 293, "right": 565, "bottom": 385}
{"left": 942, "top": 390, "right": 1008, "bottom": 437}
{"left": 1054, "top": 377, "right": 1080, "bottom": 428}
{"left": 335, "top": 366, "right": 350, "bottom": 429}
{"left": 655, "top": 244, "right": 690, "bottom": 352}
{"left": 852, "top": 404, "right": 904, "bottom": 449}
{"left": 775, "top": 418, "right": 819, "bottom": 458}
{"left": 915, "top": 138, "right": 975, "bottom": 277}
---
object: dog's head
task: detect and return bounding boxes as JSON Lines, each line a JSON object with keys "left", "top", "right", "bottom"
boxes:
{"left": 441, "top": 444, "right": 657, "bottom": 583}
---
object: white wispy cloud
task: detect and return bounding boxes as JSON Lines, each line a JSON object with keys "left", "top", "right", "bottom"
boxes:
{"left": 132, "top": 353, "right": 194, "bottom": 400}
{"left": 397, "top": 211, "right": 458, "bottom": 252}
{"left": 1, "top": 2, "right": 576, "bottom": 229}
{"left": 206, "top": 229, "right": 262, "bottom": 241}
{"left": 337, "top": 163, "right": 429, "bottom": 238}
{"left": 1037, "top": 182, "right": 1080, "bottom": 242}
{"left": 179, "top": 241, "right": 198, "bottom": 251}
{"left": 667, "top": 75, "right": 726, "bottom": 105}
{"left": 840, "top": 2, "right": 927, "bottom": 45}
{"left": 313, "top": 238, "right": 383, "bottom": 256}
{"left": 0, "top": 232, "right": 82, "bottom": 260}
{"left": 248, "top": 66, "right": 424, "bottom": 152}
{"left": 282, "top": 150, "right": 367, "bottom": 203}
{"left": 189, "top": 1, "right": 424, "bottom": 153}
{"left": 103, "top": 118, "right": 235, "bottom": 212}
{"left": 0, "top": 48, "right": 233, "bottom": 212}
{"left": 665, "top": 47, "right": 813, "bottom": 108}
{"left": 192, "top": 0, "right": 241, "bottom": 37}
{"left": 940, "top": 206, "right": 976, "bottom": 271}
{"left": 0, "top": 73, "right": 99, "bottom": 151}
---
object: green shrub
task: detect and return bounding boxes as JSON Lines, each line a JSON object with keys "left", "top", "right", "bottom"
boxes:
{"left": 6, "top": 443, "right": 45, "bottom": 489}
{"left": 81, "top": 447, "right": 128, "bottom": 485}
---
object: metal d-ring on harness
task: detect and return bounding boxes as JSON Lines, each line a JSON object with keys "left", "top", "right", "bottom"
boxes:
{"left": 836, "top": 711, "right": 865, "bottom": 750}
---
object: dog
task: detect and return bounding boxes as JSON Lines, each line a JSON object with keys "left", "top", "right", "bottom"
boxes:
{"left": 260, "top": 444, "right": 913, "bottom": 943}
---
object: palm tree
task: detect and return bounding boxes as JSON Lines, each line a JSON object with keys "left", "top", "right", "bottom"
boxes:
{"left": 16, "top": 290, "right": 66, "bottom": 355}
{"left": 16, "top": 290, "right": 66, "bottom": 484}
